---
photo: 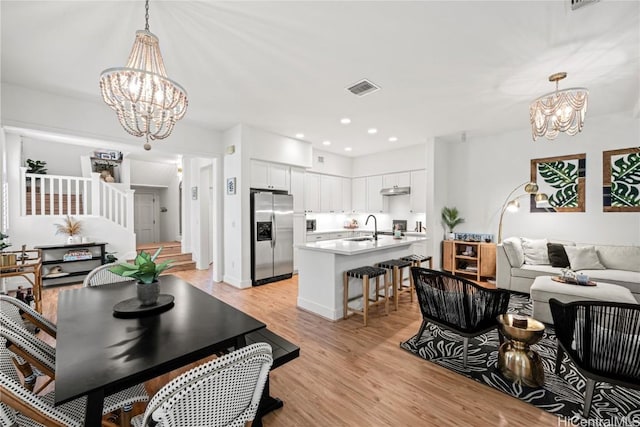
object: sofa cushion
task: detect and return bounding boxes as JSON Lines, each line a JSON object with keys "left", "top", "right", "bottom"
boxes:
{"left": 547, "top": 243, "right": 570, "bottom": 268}
{"left": 565, "top": 246, "right": 606, "bottom": 271}
{"left": 594, "top": 245, "right": 640, "bottom": 272}
{"left": 580, "top": 269, "right": 640, "bottom": 294}
{"left": 521, "top": 238, "right": 550, "bottom": 265}
{"left": 502, "top": 237, "right": 524, "bottom": 267}
{"left": 512, "top": 264, "right": 563, "bottom": 279}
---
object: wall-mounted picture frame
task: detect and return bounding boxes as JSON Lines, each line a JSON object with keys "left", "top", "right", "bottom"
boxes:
{"left": 226, "top": 177, "right": 236, "bottom": 195}
{"left": 603, "top": 147, "right": 640, "bottom": 212}
{"left": 531, "top": 153, "right": 586, "bottom": 213}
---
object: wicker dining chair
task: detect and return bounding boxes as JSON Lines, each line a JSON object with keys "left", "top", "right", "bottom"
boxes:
{"left": 131, "top": 342, "right": 273, "bottom": 427}
{"left": 0, "top": 311, "right": 149, "bottom": 427}
{"left": 411, "top": 267, "right": 511, "bottom": 367}
{"left": 83, "top": 262, "right": 136, "bottom": 287}
{"left": 549, "top": 299, "right": 640, "bottom": 418}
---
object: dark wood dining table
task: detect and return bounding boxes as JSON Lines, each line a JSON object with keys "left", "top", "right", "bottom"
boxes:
{"left": 54, "top": 275, "right": 266, "bottom": 426}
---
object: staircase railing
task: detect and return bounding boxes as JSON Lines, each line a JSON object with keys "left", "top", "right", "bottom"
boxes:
{"left": 20, "top": 167, "right": 134, "bottom": 232}
{"left": 97, "top": 179, "right": 134, "bottom": 231}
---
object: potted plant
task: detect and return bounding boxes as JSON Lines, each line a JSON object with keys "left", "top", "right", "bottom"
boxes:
{"left": 0, "top": 232, "right": 15, "bottom": 267}
{"left": 110, "top": 248, "right": 173, "bottom": 306}
{"left": 441, "top": 207, "right": 465, "bottom": 240}
{"left": 25, "top": 159, "right": 47, "bottom": 189}
{"left": 55, "top": 215, "right": 83, "bottom": 244}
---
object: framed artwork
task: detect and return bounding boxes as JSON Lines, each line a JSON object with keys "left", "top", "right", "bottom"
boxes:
{"left": 530, "top": 153, "right": 586, "bottom": 213}
{"left": 603, "top": 147, "right": 640, "bottom": 212}
{"left": 226, "top": 177, "right": 236, "bottom": 195}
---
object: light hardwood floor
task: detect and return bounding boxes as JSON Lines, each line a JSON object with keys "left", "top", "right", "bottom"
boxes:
{"left": 39, "top": 269, "right": 558, "bottom": 426}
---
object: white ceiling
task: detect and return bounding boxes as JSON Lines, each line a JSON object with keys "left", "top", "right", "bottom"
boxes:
{"left": 2, "top": 1, "right": 639, "bottom": 157}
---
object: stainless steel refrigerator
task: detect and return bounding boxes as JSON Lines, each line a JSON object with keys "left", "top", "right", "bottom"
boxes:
{"left": 251, "top": 191, "right": 294, "bottom": 285}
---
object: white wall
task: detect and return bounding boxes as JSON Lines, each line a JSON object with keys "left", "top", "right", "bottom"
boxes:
{"left": 308, "top": 148, "right": 352, "bottom": 177}
{"left": 22, "top": 138, "right": 86, "bottom": 177}
{"left": 443, "top": 112, "right": 640, "bottom": 245}
{"left": 222, "top": 125, "right": 245, "bottom": 287}
{"left": 244, "top": 125, "right": 313, "bottom": 168}
{"left": 352, "top": 143, "right": 427, "bottom": 177}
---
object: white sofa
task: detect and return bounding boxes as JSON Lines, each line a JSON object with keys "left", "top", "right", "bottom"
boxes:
{"left": 496, "top": 237, "right": 640, "bottom": 303}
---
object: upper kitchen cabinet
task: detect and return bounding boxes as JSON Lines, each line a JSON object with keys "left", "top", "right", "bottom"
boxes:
{"left": 351, "top": 177, "right": 366, "bottom": 212}
{"left": 342, "top": 178, "right": 352, "bottom": 213}
{"left": 320, "top": 175, "right": 343, "bottom": 213}
{"left": 410, "top": 170, "right": 427, "bottom": 213}
{"left": 250, "top": 160, "right": 290, "bottom": 191}
{"left": 382, "top": 172, "right": 410, "bottom": 189}
{"left": 366, "top": 175, "right": 387, "bottom": 213}
{"left": 304, "top": 173, "right": 321, "bottom": 213}
{"left": 290, "top": 167, "right": 305, "bottom": 213}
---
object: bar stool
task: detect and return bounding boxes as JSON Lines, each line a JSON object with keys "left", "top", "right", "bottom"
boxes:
{"left": 343, "top": 266, "right": 388, "bottom": 326}
{"left": 401, "top": 254, "right": 433, "bottom": 269}
{"left": 376, "top": 259, "right": 413, "bottom": 310}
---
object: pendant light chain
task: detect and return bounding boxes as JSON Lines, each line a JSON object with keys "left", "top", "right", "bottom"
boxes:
{"left": 145, "top": 0, "right": 150, "bottom": 31}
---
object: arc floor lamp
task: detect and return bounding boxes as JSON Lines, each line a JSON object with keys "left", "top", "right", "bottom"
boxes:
{"left": 497, "top": 182, "right": 548, "bottom": 243}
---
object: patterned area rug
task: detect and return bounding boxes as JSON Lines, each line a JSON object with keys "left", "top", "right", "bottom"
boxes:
{"left": 400, "top": 294, "right": 640, "bottom": 425}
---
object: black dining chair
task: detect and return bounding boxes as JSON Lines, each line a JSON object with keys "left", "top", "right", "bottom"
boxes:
{"left": 549, "top": 298, "right": 640, "bottom": 418}
{"left": 411, "top": 267, "right": 511, "bottom": 367}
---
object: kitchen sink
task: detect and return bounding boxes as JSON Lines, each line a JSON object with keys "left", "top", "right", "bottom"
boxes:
{"left": 344, "top": 236, "right": 374, "bottom": 242}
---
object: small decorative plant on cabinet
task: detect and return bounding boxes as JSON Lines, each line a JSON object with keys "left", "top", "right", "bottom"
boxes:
{"left": 55, "top": 215, "right": 83, "bottom": 244}
{"left": 441, "top": 207, "right": 465, "bottom": 240}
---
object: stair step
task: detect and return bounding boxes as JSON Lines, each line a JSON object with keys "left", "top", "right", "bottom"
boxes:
{"left": 165, "top": 260, "right": 196, "bottom": 273}
{"left": 129, "top": 252, "right": 192, "bottom": 263}
{"left": 136, "top": 241, "right": 181, "bottom": 255}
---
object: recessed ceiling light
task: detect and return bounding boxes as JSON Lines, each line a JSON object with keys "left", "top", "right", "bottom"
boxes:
{"left": 322, "top": 140, "right": 331, "bottom": 146}
{"left": 340, "top": 118, "right": 351, "bottom": 125}
{"left": 344, "top": 147, "right": 352, "bottom": 152}
{"left": 295, "top": 133, "right": 304, "bottom": 138}
{"left": 367, "top": 128, "right": 377, "bottom": 134}
{"left": 388, "top": 136, "right": 398, "bottom": 142}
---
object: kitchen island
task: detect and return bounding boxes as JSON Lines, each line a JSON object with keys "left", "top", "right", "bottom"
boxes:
{"left": 296, "top": 235, "right": 428, "bottom": 320}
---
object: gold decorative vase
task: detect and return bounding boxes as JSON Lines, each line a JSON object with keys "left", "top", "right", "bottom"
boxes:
{"left": 497, "top": 314, "right": 545, "bottom": 388}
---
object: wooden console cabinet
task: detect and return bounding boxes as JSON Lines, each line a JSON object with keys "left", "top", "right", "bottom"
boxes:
{"left": 442, "top": 240, "right": 496, "bottom": 282}
{"left": 35, "top": 242, "right": 106, "bottom": 286}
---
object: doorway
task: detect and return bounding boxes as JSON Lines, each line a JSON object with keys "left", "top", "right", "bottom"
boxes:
{"left": 134, "top": 192, "right": 158, "bottom": 244}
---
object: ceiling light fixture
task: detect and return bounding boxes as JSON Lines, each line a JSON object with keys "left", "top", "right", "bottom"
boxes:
{"left": 295, "top": 133, "right": 305, "bottom": 139}
{"left": 344, "top": 147, "right": 352, "bottom": 152}
{"left": 99, "top": 0, "right": 188, "bottom": 151}
{"left": 530, "top": 72, "right": 588, "bottom": 141}
{"left": 322, "top": 140, "right": 331, "bottom": 146}
{"left": 340, "top": 118, "right": 351, "bottom": 124}
{"left": 389, "top": 137, "right": 398, "bottom": 142}
{"left": 367, "top": 128, "right": 378, "bottom": 134}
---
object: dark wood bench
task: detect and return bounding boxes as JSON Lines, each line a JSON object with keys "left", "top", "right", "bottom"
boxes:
{"left": 245, "top": 328, "right": 300, "bottom": 426}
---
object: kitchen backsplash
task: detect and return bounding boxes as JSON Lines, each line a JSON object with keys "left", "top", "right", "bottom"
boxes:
{"left": 308, "top": 212, "right": 427, "bottom": 233}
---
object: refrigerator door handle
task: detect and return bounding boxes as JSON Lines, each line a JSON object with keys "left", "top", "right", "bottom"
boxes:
{"left": 271, "top": 212, "right": 276, "bottom": 248}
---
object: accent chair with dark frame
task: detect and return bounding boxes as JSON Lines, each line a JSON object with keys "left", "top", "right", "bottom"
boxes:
{"left": 549, "top": 298, "right": 640, "bottom": 418}
{"left": 410, "top": 267, "right": 511, "bottom": 367}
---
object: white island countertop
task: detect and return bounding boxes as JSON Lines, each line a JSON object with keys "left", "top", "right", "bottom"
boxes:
{"left": 297, "top": 235, "right": 427, "bottom": 256}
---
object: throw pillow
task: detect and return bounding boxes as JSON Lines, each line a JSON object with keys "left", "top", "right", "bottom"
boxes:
{"left": 547, "top": 243, "right": 570, "bottom": 268}
{"left": 521, "top": 238, "right": 550, "bottom": 265}
{"left": 564, "top": 245, "right": 606, "bottom": 271}
{"left": 502, "top": 237, "right": 524, "bottom": 267}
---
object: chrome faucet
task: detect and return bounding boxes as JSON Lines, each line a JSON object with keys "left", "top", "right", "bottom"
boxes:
{"left": 365, "top": 214, "right": 378, "bottom": 241}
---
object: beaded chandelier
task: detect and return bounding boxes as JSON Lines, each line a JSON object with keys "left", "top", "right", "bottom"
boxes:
{"left": 99, "top": 0, "right": 188, "bottom": 150}
{"left": 529, "top": 72, "right": 588, "bottom": 141}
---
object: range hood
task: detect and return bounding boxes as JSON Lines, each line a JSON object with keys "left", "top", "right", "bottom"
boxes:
{"left": 380, "top": 186, "right": 411, "bottom": 196}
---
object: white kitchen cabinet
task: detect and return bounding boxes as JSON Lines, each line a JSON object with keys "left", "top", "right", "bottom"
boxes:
{"left": 290, "top": 167, "right": 305, "bottom": 213}
{"left": 351, "top": 177, "right": 366, "bottom": 212}
{"left": 383, "top": 172, "right": 410, "bottom": 188}
{"left": 250, "top": 160, "right": 290, "bottom": 191}
{"left": 320, "top": 175, "right": 334, "bottom": 212}
{"left": 304, "top": 173, "right": 321, "bottom": 213}
{"left": 293, "top": 214, "right": 306, "bottom": 273}
{"left": 342, "top": 178, "right": 352, "bottom": 213}
{"left": 366, "top": 175, "right": 386, "bottom": 213}
{"left": 410, "top": 170, "right": 427, "bottom": 213}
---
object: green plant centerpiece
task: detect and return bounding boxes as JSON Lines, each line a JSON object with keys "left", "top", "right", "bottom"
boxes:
{"left": 110, "top": 248, "right": 173, "bottom": 306}
{"left": 441, "top": 207, "right": 465, "bottom": 240}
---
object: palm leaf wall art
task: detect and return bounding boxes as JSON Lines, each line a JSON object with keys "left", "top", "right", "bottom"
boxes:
{"left": 603, "top": 147, "right": 640, "bottom": 212}
{"left": 530, "top": 153, "right": 586, "bottom": 213}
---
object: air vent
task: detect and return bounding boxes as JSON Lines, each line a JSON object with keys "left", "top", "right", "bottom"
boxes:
{"left": 346, "top": 79, "right": 381, "bottom": 97}
{"left": 317, "top": 156, "right": 324, "bottom": 164}
{"left": 570, "top": 0, "right": 599, "bottom": 10}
